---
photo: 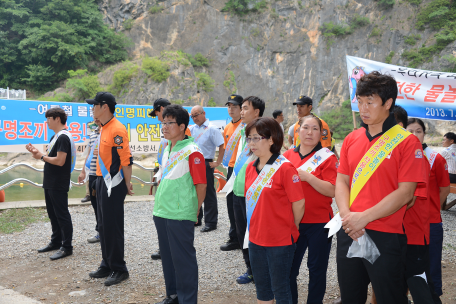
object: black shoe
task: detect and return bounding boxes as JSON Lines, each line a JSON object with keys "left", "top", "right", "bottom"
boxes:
{"left": 89, "top": 267, "right": 111, "bottom": 278}
{"left": 155, "top": 294, "right": 178, "bottom": 304}
{"left": 151, "top": 250, "right": 161, "bottom": 260}
{"left": 49, "top": 248, "right": 72, "bottom": 260}
{"left": 81, "top": 195, "right": 90, "bottom": 203}
{"left": 200, "top": 226, "right": 216, "bottom": 232}
{"left": 37, "top": 243, "right": 61, "bottom": 253}
{"left": 104, "top": 271, "right": 129, "bottom": 286}
{"left": 220, "top": 239, "right": 241, "bottom": 251}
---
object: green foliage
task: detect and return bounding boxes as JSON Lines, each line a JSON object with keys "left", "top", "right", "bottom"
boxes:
{"left": 351, "top": 14, "right": 370, "bottom": 27}
{"left": 376, "top": 0, "right": 395, "bottom": 8}
{"left": 404, "top": 34, "right": 421, "bottom": 45}
{"left": 0, "top": 0, "right": 130, "bottom": 92}
{"left": 223, "top": 71, "right": 237, "bottom": 94}
{"left": 270, "top": 8, "right": 279, "bottom": 19}
{"left": 385, "top": 51, "right": 395, "bottom": 64}
{"left": 149, "top": 5, "right": 164, "bottom": 14}
{"left": 187, "top": 52, "right": 210, "bottom": 67}
{"left": 196, "top": 72, "right": 215, "bottom": 92}
{"left": 208, "top": 97, "right": 216, "bottom": 107}
{"left": 320, "top": 22, "right": 353, "bottom": 38}
{"left": 222, "top": 0, "right": 268, "bottom": 16}
{"left": 66, "top": 69, "right": 103, "bottom": 101}
{"left": 406, "top": 0, "right": 421, "bottom": 4}
{"left": 251, "top": 28, "right": 260, "bottom": 37}
{"left": 370, "top": 25, "right": 382, "bottom": 37}
{"left": 141, "top": 56, "right": 170, "bottom": 83}
{"left": 109, "top": 64, "right": 138, "bottom": 95}
{"left": 37, "top": 93, "right": 73, "bottom": 102}
{"left": 442, "top": 54, "right": 456, "bottom": 72}
{"left": 123, "top": 18, "right": 134, "bottom": 30}
{"left": 320, "top": 100, "right": 359, "bottom": 140}
{"left": 172, "top": 99, "right": 185, "bottom": 105}
{"left": 415, "top": 0, "right": 456, "bottom": 30}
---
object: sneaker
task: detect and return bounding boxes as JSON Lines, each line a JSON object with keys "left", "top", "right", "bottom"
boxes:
{"left": 220, "top": 239, "right": 241, "bottom": 251}
{"left": 87, "top": 234, "right": 100, "bottom": 243}
{"left": 81, "top": 195, "right": 90, "bottom": 203}
{"left": 236, "top": 272, "right": 253, "bottom": 284}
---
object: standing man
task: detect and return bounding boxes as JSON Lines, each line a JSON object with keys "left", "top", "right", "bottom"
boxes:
{"left": 149, "top": 98, "right": 192, "bottom": 260}
{"left": 86, "top": 92, "right": 134, "bottom": 287}
{"left": 288, "top": 96, "right": 331, "bottom": 149}
{"left": 335, "top": 71, "right": 428, "bottom": 303}
{"left": 273, "top": 109, "right": 289, "bottom": 150}
{"left": 153, "top": 104, "right": 207, "bottom": 304}
{"left": 26, "top": 107, "right": 76, "bottom": 260}
{"left": 440, "top": 132, "right": 456, "bottom": 183}
{"left": 189, "top": 105, "right": 225, "bottom": 232}
{"left": 220, "top": 94, "right": 244, "bottom": 251}
{"left": 78, "top": 119, "right": 102, "bottom": 243}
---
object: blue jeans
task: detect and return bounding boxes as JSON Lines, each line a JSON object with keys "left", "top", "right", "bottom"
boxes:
{"left": 429, "top": 222, "right": 443, "bottom": 296}
{"left": 290, "top": 223, "right": 332, "bottom": 304}
{"left": 249, "top": 241, "right": 296, "bottom": 304}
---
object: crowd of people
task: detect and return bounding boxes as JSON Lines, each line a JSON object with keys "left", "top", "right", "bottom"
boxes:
{"left": 25, "top": 71, "right": 456, "bottom": 304}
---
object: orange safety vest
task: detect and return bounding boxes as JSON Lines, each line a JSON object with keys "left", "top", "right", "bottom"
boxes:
{"left": 293, "top": 117, "right": 332, "bottom": 148}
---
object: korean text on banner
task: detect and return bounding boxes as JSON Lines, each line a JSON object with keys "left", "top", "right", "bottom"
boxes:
{"left": 346, "top": 55, "right": 456, "bottom": 121}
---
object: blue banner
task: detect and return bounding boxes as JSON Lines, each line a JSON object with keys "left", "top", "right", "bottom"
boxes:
{"left": 0, "top": 99, "right": 230, "bottom": 153}
{"left": 346, "top": 55, "right": 456, "bottom": 121}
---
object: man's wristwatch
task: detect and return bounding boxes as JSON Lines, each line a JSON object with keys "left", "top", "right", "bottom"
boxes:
{"left": 40, "top": 155, "right": 45, "bottom": 162}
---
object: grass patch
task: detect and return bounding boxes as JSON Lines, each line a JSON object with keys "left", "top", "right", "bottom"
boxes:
{"left": 351, "top": 14, "right": 370, "bottom": 27}
{"left": 208, "top": 97, "right": 216, "bottom": 107}
{"left": 223, "top": 71, "right": 237, "bottom": 94}
{"left": 123, "top": 18, "right": 134, "bottom": 31}
{"left": 109, "top": 63, "right": 139, "bottom": 95}
{"left": 404, "top": 34, "right": 421, "bottom": 45}
{"left": 196, "top": 72, "right": 215, "bottom": 92}
{"left": 320, "top": 22, "right": 353, "bottom": 37}
{"left": 66, "top": 69, "right": 103, "bottom": 101}
{"left": 406, "top": 0, "right": 421, "bottom": 4}
{"left": 385, "top": 51, "right": 395, "bottom": 63}
{"left": 149, "top": 5, "right": 164, "bottom": 14}
{"left": 142, "top": 56, "right": 170, "bottom": 83}
{"left": 370, "top": 25, "right": 382, "bottom": 37}
{"left": 0, "top": 208, "right": 49, "bottom": 234}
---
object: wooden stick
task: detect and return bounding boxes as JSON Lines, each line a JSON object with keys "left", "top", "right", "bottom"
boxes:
{"left": 352, "top": 111, "right": 357, "bottom": 130}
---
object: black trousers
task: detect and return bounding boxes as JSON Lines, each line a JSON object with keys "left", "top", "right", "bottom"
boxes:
{"left": 96, "top": 177, "right": 128, "bottom": 272}
{"left": 44, "top": 189, "right": 73, "bottom": 250}
{"left": 226, "top": 167, "right": 238, "bottom": 242}
{"left": 154, "top": 216, "right": 198, "bottom": 304}
{"left": 89, "top": 175, "right": 98, "bottom": 232}
{"left": 450, "top": 173, "right": 456, "bottom": 183}
{"left": 337, "top": 228, "right": 408, "bottom": 304}
{"left": 233, "top": 194, "right": 251, "bottom": 274}
{"left": 197, "top": 160, "right": 218, "bottom": 228}
{"left": 405, "top": 244, "right": 442, "bottom": 304}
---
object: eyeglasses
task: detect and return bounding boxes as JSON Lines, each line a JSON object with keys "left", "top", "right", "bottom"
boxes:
{"left": 160, "top": 122, "right": 177, "bottom": 128}
{"left": 246, "top": 136, "right": 268, "bottom": 143}
{"left": 190, "top": 112, "right": 203, "bottom": 119}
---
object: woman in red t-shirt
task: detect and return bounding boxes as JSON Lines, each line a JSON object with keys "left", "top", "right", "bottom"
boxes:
{"left": 283, "top": 115, "right": 337, "bottom": 304}
{"left": 407, "top": 118, "right": 450, "bottom": 298}
{"left": 243, "top": 117, "right": 305, "bottom": 304}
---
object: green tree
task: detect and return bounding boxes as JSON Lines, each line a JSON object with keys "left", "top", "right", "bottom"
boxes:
{"left": 320, "top": 100, "right": 359, "bottom": 139}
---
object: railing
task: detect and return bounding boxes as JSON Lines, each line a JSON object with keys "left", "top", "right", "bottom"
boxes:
{"left": 0, "top": 87, "right": 26, "bottom": 100}
{"left": 0, "top": 162, "right": 159, "bottom": 191}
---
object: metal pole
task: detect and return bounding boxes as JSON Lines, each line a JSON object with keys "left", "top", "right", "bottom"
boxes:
{"left": 6, "top": 87, "right": 9, "bottom": 99}
{"left": 24, "top": 90, "right": 26, "bottom": 100}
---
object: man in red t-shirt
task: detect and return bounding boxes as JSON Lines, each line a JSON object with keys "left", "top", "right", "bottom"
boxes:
{"left": 335, "top": 72, "right": 427, "bottom": 304}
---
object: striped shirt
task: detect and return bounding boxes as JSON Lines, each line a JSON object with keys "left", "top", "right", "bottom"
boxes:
{"left": 88, "top": 130, "right": 100, "bottom": 176}
{"left": 440, "top": 144, "right": 456, "bottom": 174}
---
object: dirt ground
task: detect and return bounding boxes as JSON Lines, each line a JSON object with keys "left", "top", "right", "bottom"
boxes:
{"left": 0, "top": 255, "right": 455, "bottom": 304}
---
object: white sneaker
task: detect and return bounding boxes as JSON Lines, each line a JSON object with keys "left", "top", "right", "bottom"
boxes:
{"left": 87, "top": 234, "right": 100, "bottom": 243}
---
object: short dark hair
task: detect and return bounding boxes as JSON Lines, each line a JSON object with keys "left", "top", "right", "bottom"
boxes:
{"left": 45, "top": 107, "right": 67, "bottom": 125}
{"left": 242, "top": 96, "right": 265, "bottom": 117}
{"left": 393, "top": 105, "right": 408, "bottom": 128}
{"left": 298, "top": 114, "right": 322, "bottom": 131}
{"left": 245, "top": 117, "right": 283, "bottom": 154}
{"left": 100, "top": 102, "right": 115, "bottom": 114}
{"left": 444, "top": 132, "right": 456, "bottom": 143}
{"left": 162, "top": 104, "right": 189, "bottom": 131}
{"left": 356, "top": 71, "right": 398, "bottom": 109}
{"left": 272, "top": 110, "right": 283, "bottom": 119}
{"left": 408, "top": 118, "right": 426, "bottom": 134}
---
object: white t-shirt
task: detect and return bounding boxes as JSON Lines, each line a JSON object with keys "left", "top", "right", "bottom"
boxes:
{"left": 440, "top": 144, "right": 456, "bottom": 174}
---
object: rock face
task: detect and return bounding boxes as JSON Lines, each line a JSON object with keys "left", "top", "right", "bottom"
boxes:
{"left": 86, "top": 0, "right": 456, "bottom": 133}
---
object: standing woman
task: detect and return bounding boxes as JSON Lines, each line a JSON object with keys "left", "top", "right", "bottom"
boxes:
{"left": 284, "top": 115, "right": 337, "bottom": 304}
{"left": 243, "top": 117, "right": 305, "bottom": 304}
{"left": 407, "top": 118, "right": 450, "bottom": 300}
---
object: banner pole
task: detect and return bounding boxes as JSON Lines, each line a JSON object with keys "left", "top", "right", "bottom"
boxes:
{"left": 352, "top": 111, "right": 357, "bottom": 129}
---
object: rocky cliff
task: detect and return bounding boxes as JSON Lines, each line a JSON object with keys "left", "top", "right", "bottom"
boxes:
{"left": 47, "top": 0, "right": 456, "bottom": 135}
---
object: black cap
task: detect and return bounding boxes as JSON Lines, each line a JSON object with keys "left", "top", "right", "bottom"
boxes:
{"left": 225, "top": 94, "right": 243, "bottom": 106}
{"left": 149, "top": 98, "right": 171, "bottom": 117}
{"left": 86, "top": 92, "right": 117, "bottom": 105}
{"left": 293, "top": 95, "right": 313, "bottom": 106}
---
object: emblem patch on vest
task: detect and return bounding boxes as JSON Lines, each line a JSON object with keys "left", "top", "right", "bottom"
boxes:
{"left": 292, "top": 174, "right": 300, "bottom": 183}
{"left": 415, "top": 149, "right": 423, "bottom": 159}
{"left": 194, "top": 157, "right": 201, "bottom": 164}
{"left": 114, "top": 135, "right": 123, "bottom": 145}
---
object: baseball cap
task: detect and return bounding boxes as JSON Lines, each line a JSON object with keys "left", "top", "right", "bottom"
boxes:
{"left": 149, "top": 98, "right": 171, "bottom": 117}
{"left": 85, "top": 92, "right": 117, "bottom": 105}
{"left": 293, "top": 95, "right": 313, "bottom": 106}
{"left": 225, "top": 94, "right": 243, "bottom": 106}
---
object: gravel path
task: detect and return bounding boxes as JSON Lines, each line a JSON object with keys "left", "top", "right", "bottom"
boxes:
{"left": 0, "top": 196, "right": 455, "bottom": 303}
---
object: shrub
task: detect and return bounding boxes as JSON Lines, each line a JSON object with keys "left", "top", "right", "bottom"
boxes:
{"left": 149, "top": 5, "right": 164, "bottom": 14}
{"left": 222, "top": 0, "right": 268, "bottom": 16}
{"left": 320, "top": 100, "right": 359, "bottom": 139}
{"left": 320, "top": 22, "right": 353, "bottom": 38}
{"left": 351, "top": 14, "right": 370, "bottom": 27}
{"left": 123, "top": 18, "right": 134, "bottom": 30}
{"left": 406, "top": 0, "right": 421, "bottom": 4}
{"left": 208, "top": 97, "right": 216, "bottom": 107}
{"left": 141, "top": 56, "right": 170, "bottom": 83}
{"left": 370, "top": 26, "right": 382, "bottom": 37}
{"left": 376, "top": 0, "right": 395, "bottom": 8}
{"left": 187, "top": 52, "right": 209, "bottom": 67}
{"left": 109, "top": 64, "right": 139, "bottom": 95}
{"left": 404, "top": 34, "right": 421, "bottom": 45}
{"left": 442, "top": 54, "right": 456, "bottom": 72}
{"left": 66, "top": 69, "right": 102, "bottom": 101}
{"left": 385, "top": 51, "right": 395, "bottom": 64}
{"left": 415, "top": 0, "right": 456, "bottom": 30}
{"left": 196, "top": 72, "right": 215, "bottom": 92}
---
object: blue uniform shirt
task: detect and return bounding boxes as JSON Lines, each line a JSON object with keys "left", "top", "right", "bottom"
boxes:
{"left": 189, "top": 119, "right": 224, "bottom": 160}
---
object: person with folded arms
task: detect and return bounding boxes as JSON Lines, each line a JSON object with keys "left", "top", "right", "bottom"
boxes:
{"left": 243, "top": 117, "right": 305, "bottom": 304}
{"left": 284, "top": 115, "right": 337, "bottom": 304}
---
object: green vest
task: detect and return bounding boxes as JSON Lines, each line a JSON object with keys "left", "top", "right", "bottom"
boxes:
{"left": 153, "top": 137, "right": 200, "bottom": 221}
{"left": 233, "top": 129, "right": 251, "bottom": 197}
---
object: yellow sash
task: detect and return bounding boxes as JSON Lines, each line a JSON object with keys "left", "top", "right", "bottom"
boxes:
{"left": 350, "top": 125, "right": 411, "bottom": 206}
